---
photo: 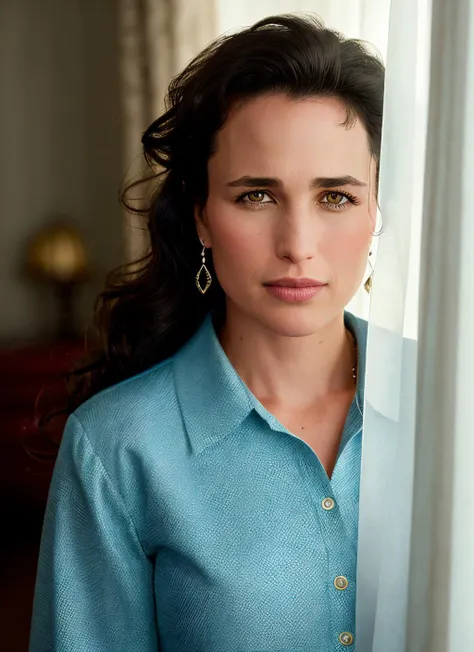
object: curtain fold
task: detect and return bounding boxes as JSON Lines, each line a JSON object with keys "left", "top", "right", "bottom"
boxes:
{"left": 356, "top": 0, "right": 431, "bottom": 649}
{"left": 406, "top": 0, "right": 474, "bottom": 649}
{"left": 359, "top": 0, "right": 474, "bottom": 649}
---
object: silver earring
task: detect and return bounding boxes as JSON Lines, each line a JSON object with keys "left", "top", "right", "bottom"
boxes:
{"left": 195, "top": 238, "right": 212, "bottom": 295}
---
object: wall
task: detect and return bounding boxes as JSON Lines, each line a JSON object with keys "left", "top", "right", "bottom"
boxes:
{"left": 0, "top": 0, "right": 124, "bottom": 341}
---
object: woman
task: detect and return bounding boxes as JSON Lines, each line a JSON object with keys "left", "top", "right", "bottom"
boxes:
{"left": 29, "top": 14, "right": 383, "bottom": 652}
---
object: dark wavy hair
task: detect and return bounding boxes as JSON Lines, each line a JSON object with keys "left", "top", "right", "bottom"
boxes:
{"left": 62, "top": 13, "right": 385, "bottom": 415}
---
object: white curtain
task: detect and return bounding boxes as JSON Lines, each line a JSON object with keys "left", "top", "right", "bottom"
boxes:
{"left": 405, "top": 0, "right": 474, "bottom": 648}
{"left": 356, "top": 0, "right": 430, "bottom": 647}
{"left": 358, "top": 0, "right": 474, "bottom": 649}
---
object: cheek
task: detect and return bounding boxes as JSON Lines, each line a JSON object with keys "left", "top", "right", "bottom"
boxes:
{"left": 336, "top": 229, "right": 370, "bottom": 257}
{"left": 326, "top": 217, "right": 372, "bottom": 275}
{"left": 213, "top": 222, "right": 255, "bottom": 255}
{"left": 205, "top": 201, "right": 268, "bottom": 287}
{"left": 207, "top": 202, "right": 271, "bottom": 273}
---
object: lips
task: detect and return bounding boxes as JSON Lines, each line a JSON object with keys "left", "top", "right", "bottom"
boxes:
{"left": 264, "top": 281, "right": 326, "bottom": 303}
{"left": 264, "top": 278, "right": 327, "bottom": 288}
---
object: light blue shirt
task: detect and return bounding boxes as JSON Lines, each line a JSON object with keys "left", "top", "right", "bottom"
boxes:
{"left": 30, "top": 311, "right": 367, "bottom": 652}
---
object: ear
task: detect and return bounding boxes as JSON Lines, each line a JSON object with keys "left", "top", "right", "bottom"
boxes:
{"left": 194, "top": 204, "right": 212, "bottom": 248}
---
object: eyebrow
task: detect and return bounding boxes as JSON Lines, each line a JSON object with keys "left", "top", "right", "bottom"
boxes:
{"left": 225, "top": 175, "right": 367, "bottom": 189}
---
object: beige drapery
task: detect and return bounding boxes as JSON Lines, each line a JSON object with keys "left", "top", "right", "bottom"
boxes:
{"left": 117, "top": 0, "right": 217, "bottom": 262}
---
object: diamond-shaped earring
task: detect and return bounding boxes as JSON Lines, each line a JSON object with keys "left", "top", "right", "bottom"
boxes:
{"left": 195, "top": 238, "right": 212, "bottom": 295}
{"left": 364, "top": 250, "right": 374, "bottom": 294}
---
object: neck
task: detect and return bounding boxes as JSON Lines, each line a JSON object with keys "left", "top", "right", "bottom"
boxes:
{"left": 218, "top": 303, "right": 356, "bottom": 412}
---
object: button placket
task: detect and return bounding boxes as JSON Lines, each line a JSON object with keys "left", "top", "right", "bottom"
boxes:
{"left": 294, "top": 451, "right": 356, "bottom": 647}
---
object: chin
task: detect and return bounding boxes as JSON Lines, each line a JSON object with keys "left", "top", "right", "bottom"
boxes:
{"left": 226, "top": 290, "right": 346, "bottom": 338}
{"left": 255, "top": 305, "right": 341, "bottom": 338}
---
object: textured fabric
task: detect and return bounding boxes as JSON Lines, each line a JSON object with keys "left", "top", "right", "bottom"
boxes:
{"left": 29, "top": 311, "right": 367, "bottom": 652}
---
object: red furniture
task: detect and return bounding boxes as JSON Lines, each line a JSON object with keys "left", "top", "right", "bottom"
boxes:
{"left": 0, "top": 339, "right": 88, "bottom": 652}
{"left": 0, "top": 339, "right": 87, "bottom": 539}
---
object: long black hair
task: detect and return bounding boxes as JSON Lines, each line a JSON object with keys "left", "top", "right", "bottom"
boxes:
{"left": 68, "top": 13, "right": 385, "bottom": 411}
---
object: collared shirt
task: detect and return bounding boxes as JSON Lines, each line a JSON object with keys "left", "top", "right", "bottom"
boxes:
{"left": 29, "top": 310, "right": 368, "bottom": 652}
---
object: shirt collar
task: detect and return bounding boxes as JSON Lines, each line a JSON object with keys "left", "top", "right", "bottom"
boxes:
{"left": 173, "top": 311, "right": 368, "bottom": 456}
{"left": 173, "top": 314, "right": 255, "bottom": 455}
{"left": 344, "top": 309, "right": 368, "bottom": 412}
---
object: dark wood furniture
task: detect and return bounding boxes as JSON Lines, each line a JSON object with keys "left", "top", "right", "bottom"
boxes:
{"left": 0, "top": 338, "right": 86, "bottom": 652}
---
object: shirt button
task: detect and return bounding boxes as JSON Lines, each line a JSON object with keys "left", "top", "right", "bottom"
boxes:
{"left": 339, "top": 632, "right": 354, "bottom": 646}
{"left": 322, "top": 497, "right": 335, "bottom": 510}
{"left": 334, "top": 576, "right": 349, "bottom": 590}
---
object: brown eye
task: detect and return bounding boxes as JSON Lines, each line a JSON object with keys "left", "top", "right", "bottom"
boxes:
{"left": 247, "top": 191, "right": 266, "bottom": 202}
{"left": 326, "top": 192, "right": 345, "bottom": 205}
{"left": 237, "top": 190, "right": 273, "bottom": 208}
{"left": 320, "top": 192, "right": 352, "bottom": 210}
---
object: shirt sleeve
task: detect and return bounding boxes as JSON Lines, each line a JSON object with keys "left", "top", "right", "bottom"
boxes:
{"left": 29, "top": 413, "right": 159, "bottom": 652}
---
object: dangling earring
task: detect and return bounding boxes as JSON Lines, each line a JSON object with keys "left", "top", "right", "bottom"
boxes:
{"left": 364, "top": 251, "right": 374, "bottom": 294}
{"left": 195, "top": 237, "right": 212, "bottom": 295}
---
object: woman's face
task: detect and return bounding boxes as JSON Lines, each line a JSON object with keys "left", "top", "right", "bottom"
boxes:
{"left": 197, "top": 93, "right": 377, "bottom": 336}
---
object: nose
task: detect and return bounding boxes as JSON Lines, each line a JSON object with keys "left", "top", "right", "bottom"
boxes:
{"left": 275, "top": 203, "right": 319, "bottom": 264}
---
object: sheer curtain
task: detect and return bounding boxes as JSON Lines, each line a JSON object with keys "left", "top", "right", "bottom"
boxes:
{"left": 358, "top": 0, "right": 474, "bottom": 649}
{"left": 406, "top": 0, "right": 474, "bottom": 648}
{"left": 356, "top": 0, "right": 430, "bottom": 647}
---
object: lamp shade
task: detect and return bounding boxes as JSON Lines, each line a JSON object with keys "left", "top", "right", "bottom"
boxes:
{"left": 27, "top": 221, "right": 89, "bottom": 284}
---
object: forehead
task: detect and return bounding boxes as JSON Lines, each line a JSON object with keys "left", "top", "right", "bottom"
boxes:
{"left": 209, "top": 94, "right": 372, "bottom": 183}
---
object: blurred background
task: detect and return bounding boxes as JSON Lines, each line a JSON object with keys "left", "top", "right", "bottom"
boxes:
{"left": 0, "top": 1, "right": 389, "bottom": 650}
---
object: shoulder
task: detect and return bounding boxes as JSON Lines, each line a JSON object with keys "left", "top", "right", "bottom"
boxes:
{"left": 72, "top": 355, "right": 182, "bottom": 462}
{"left": 66, "top": 316, "right": 215, "bottom": 468}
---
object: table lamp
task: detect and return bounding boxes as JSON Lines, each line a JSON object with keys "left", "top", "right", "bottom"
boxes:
{"left": 26, "top": 220, "right": 89, "bottom": 339}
